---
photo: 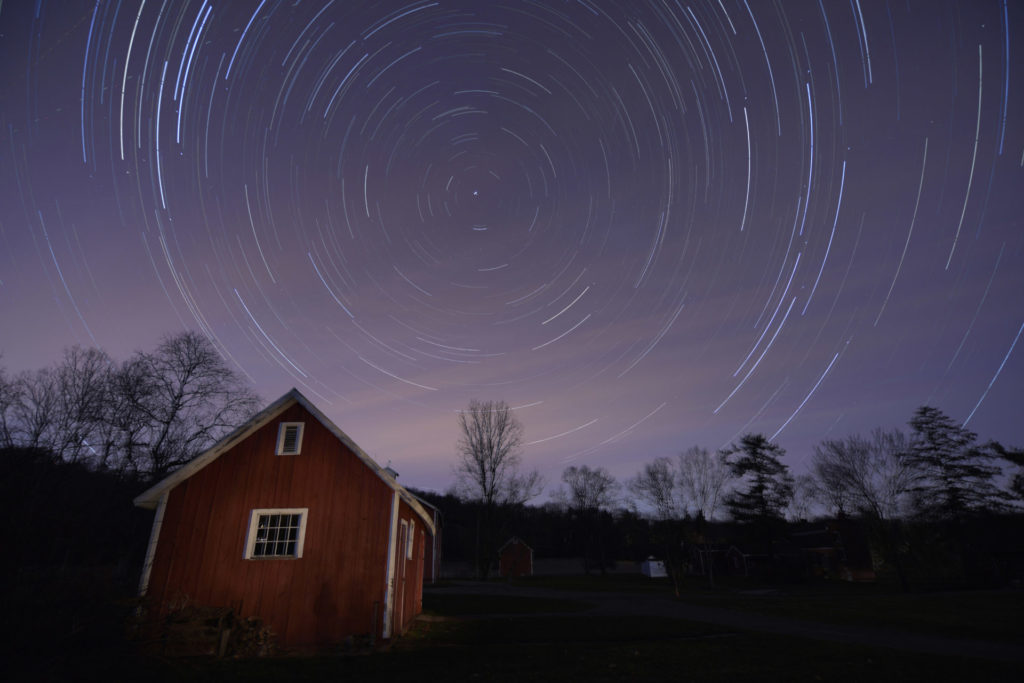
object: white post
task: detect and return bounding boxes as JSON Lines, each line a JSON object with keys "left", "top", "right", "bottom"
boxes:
{"left": 382, "top": 490, "right": 400, "bottom": 639}
{"left": 138, "top": 492, "right": 169, "bottom": 596}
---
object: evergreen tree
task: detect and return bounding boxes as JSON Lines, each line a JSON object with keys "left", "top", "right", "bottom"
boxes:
{"left": 902, "top": 406, "right": 1006, "bottom": 519}
{"left": 987, "top": 441, "right": 1024, "bottom": 504}
{"left": 722, "top": 434, "right": 794, "bottom": 523}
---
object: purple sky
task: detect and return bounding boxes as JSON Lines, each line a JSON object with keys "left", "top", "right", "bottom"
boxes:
{"left": 1, "top": 1, "right": 1021, "bottom": 495}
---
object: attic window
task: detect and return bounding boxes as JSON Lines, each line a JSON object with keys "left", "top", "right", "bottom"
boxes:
{"left": 276, "top": 422, "right": 304, "bottom": 455}
{"left": 245, "top": 508, "right": 308, "bottom": 559}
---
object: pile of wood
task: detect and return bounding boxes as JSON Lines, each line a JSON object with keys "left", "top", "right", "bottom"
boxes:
{"left": 157, "top": 605, "right": 275, "bottom": 657}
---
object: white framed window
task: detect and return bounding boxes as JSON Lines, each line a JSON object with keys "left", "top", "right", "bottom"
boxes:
{"left": 276, "top": 422, "right": 305, "bottom": 455}
{"left": 244, "top": 508, "right": 308, "bottom": 559}
{"left": 407, "top": 520, "right": 416, "bottom": 559}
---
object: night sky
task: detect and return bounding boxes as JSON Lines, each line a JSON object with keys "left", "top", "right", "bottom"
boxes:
{"left": 1, "top": 1, "right": 1021, "bottom": 494}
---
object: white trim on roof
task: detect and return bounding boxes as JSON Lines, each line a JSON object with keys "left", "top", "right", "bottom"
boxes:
{"left": 132, "top": 388, "right": 435, "bottom": 533}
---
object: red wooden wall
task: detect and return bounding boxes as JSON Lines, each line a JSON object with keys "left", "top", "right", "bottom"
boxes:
{"left": 499, "top": 539, "right": 533, "bottom": 578}
{"left": 144, "top": 402, "right": 424, "bottom": 646}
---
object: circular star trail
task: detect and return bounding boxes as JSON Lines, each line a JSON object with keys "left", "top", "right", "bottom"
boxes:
{"left": 1, "top": 1, "right": 1022, "bottom": 489}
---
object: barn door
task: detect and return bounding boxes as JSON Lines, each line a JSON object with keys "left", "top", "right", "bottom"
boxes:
{"left": 395, "top": 520, "right": 408, "bottom": 632}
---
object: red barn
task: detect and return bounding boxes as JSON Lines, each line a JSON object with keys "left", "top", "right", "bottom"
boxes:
{"left": 133, "top": 388, "right": 435, "bottom": 648}
{"left": 498, "top": 537, "right": 533, "bottom": 578}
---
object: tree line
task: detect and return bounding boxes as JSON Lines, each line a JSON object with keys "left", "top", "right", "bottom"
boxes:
{"left": 3, "top": 334, "right": 1021, "bottom": 589}
{"left": 0, "top": 331, "right": 260, "bottom": 480}
{"left": 445, "top": 399, "right": 1024, "bottom": 587}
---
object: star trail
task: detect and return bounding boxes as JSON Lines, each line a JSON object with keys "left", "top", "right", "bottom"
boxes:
{"left": 1, "top": 1, "right": 1021, "bottom": 491}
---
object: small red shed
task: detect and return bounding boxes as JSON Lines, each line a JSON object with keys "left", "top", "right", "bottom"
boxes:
{"left": 498, "top": 537, "right": 533, "bottom": 578}
{"left": 133, "top": 388, "right": 435, "bottom": 648}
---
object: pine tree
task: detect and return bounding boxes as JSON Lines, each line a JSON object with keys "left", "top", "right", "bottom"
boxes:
{"left": 902, "top": 406, "right": 1006, "bottom": 519}
{"left": 722, "top": 434, "right": 795, "bottom": 523}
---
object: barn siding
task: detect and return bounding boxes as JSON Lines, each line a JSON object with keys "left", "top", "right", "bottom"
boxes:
{"left": 145, "top": 403, "right": 398, "bottom": 647}
{"left": 391, "top": 498, "right": 428, "bottom": 634}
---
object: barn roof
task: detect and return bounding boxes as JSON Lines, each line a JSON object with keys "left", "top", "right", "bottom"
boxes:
{"left": 133, "top": 388, "right": 435, "bottom": 533}
{"left": 499, "top": 536, "right": 533, "bottom": 552}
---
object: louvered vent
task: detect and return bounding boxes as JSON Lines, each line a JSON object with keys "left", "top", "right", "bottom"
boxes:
{"left": 277, "top": 422, "right": 304, "bottom": 455}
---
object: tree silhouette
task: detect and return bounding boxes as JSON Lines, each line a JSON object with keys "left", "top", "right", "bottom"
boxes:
{"left": 0, "top": 332, "right": 260, "bottom": 479}
{"left": 988, "top": 441, "right": 1024, "bottom": 503}
{"left": 127, "top": 331, "right": 260, "bottom": 478}
{"left": 811, "top": 429, "right": 913, "bottom": 521}
{"left": 811, "top": 429, "right": 915, "bottom": 591}
{"left": 556, "top": 465, "right": 619, "bottom": 574}
{"left": 628, "top": 457, "right": 680, "bottom": 520}
{"left": 903, "top": 406, "right": 1006, "bottom": 519}
{"left": 452, "top": 399, "right": 542, "bottom": 578}
{"left": 677, "top": 446, "right": 732, "bottom": 521}
{"left": 722, "top": 434, "right": 794, "bottom": 524}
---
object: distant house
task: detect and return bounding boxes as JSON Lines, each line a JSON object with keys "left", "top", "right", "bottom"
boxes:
{"left": 790, "top": 520, "right": 876, "bottom": 582}
{"left": 133, "top": 389, "right": 435, "bottom": 648}
{"left": 499, "top": 537, "right": 534, "bottom": 578}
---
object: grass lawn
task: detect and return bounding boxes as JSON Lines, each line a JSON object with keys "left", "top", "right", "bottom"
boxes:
{"left": 510, "top": 572, "right": 677, "bottom": 593}
{"left": 31, "top": 607, "right": 1019, "bottom": 682}
{"left": 510, "top": 572, "right": 1024, "bottom": 643}
{"left": 674, "top": 580, "right": 1024, "bottom": 643}
{"left": 422, "top": 592, "right": 592, "bottom": 616}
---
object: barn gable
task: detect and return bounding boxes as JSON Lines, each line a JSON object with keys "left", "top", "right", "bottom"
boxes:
{"left": 134, "top": 388, "right": 434, "bottom": 532}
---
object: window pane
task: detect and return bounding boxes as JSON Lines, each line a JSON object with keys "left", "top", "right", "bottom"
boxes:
{"left": 250, "top": 510, "right": 303, "bottom": 558}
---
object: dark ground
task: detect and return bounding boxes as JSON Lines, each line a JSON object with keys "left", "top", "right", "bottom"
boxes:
{"left": 6, "top": 575, "right": 1023, "bottom": 682}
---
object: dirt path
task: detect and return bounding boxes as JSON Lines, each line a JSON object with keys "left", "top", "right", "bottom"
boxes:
{"left": 426, "top": 581, "right": 1024, "bottom": 663}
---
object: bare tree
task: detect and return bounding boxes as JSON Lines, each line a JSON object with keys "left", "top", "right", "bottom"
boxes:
{"left": 557, "top": 465, "right": 620, "bottom": 574}
{"left": 787, "top": 474, "right": 818, "bottom": 522}
{"left": 810, "top": 428, "right": 915, "bottom": 591}
{"left": 558, "top": 465, "right": 619, "bottom": 513}
{"left": 0, "top": 333, "right": 259, "bottom": 479}
{"left": 627, "top": 455, "right": 698, "bottom": 593}
{"left": 127, "top": 332, "right": 261, "bottom": 478}
{"left": 11, "top": 367, "right": 60, "bottom": 452}
{"left": 627, "top": 457, "right": 681, "bottom": 520}
{"left": 52, "top": 346, "right": 112, "bottom": 464}
{"left": 454, "top": 399, "right": 541, "bottom": 505}
{"left": 0, "top": 361, "right": 21, "bottom": 449}
{"left": 811, "top": 429, "right": 913, "bottom": 521}
{"left": 96, "top": 356, "right": 157, "bottom": 473}
{"left": 677, "top": 446, "right": 732, "bottom": 521}
{"left": 4, "top": 347, "right": 115, "bottom": 464}
{"left": 453, "top": 399, "right": 542, "bottom": 578}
